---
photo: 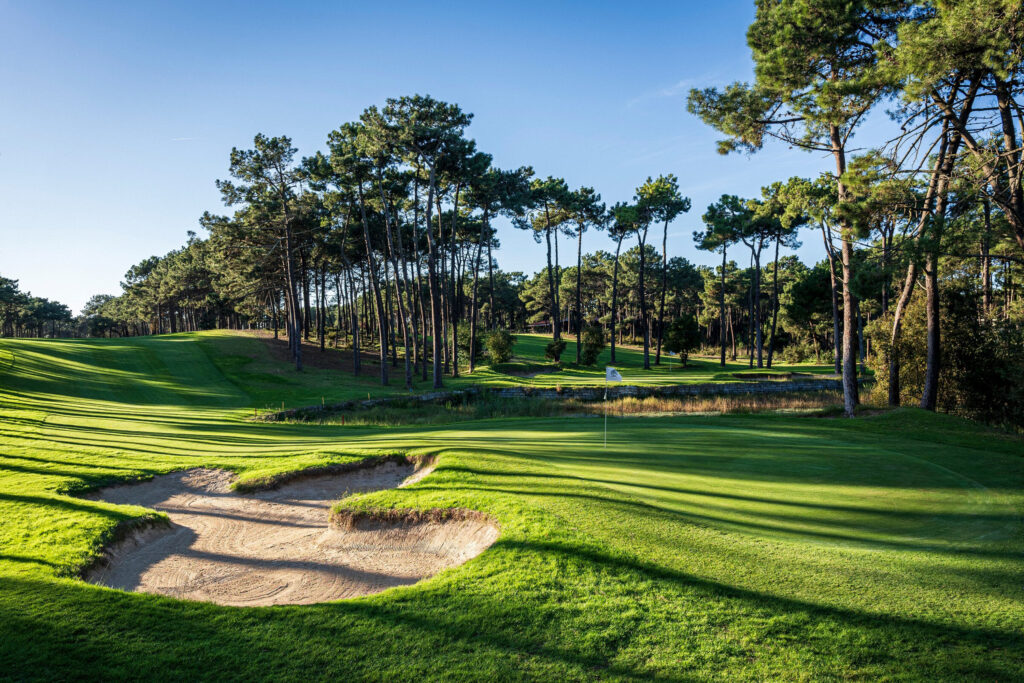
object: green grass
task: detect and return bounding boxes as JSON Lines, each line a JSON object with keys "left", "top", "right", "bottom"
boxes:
{"left": 253, "top": 330, "right": 842, "bottom": 399}
{"left": 1, "top": 332, "right": 1022, "bottom": 680}
{"left": 450, "top": 333, "right": 842, "bottom": 389}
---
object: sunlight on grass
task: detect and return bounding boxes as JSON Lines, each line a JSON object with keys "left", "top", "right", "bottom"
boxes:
{"left": 0, "top": 332, "right": 1021, "bottom": 679}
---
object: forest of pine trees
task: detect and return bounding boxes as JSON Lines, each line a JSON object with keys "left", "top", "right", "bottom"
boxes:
{"left": 4, "top": 2, "right": 1024, "bottom": 427}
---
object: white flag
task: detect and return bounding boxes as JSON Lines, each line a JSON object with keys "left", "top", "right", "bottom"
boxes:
{"left": 605, "top": 366, "right": 623, "bottom": 382}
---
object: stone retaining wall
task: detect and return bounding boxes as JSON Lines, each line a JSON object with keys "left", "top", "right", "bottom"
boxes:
{"left": 258, "top": 377, "right": 867, "bottom": 422}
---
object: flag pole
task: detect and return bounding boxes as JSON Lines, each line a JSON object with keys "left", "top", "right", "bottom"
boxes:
{"left": 603, "top": 366, "right": 621, "bottom": 449}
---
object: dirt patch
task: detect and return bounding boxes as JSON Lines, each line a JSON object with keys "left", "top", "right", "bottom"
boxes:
{"left": 83, "top": 460, "right": 498, "bottom": 606}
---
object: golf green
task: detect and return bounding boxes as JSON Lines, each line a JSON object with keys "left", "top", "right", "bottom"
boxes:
{"left": 1, "top": 333, "right": 1021, "bottom": 680}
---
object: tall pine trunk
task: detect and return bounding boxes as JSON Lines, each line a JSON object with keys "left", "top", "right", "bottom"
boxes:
{"left": 575, "top": 222, "right": 583, "bottom": 364}
{"left": 609, "top": 233, "right": 624, "bottom": 363}
{"left": 766, "top": 238, "right": 781, "bottom": 368}
{"left": 424, "top": 166, "right": 444, "bottom": 389}
{"left": 655, "top": 218, "right": 669, "bottom": 365}
{"left": 719, "top": 247, "right": 727, "bottom": 366}
{"left": 357, "top": 184, "right": 388, "bottom": 386}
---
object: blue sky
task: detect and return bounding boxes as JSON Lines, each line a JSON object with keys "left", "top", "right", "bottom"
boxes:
{"left": 1, "top": 1, "right": 875, "bottom": 313}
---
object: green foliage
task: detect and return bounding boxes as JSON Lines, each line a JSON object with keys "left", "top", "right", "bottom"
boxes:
{"left": 695, "top": 194, "right": 748, "bottom": 253}
{"left": 458, "top": 324, "right": 483, "bottom": 361}
{"left": 544, "top": 338, "right": 567, "bottom": 362}
{"left": 867, "top": 281, "right": 1024, "bottom": 430}
{"left": 780, "top": 342, "right": 814, "bottom": 364}
{"left": 578, "top": 326, "right": 605, "bottom": 366}
{"left": 484, "top": 329, "right": 515, "bottom": 364}
{"left": 663, "top": 315, "right": 701, "bottom": 367}
{"left": 0, "top": 274, "right": 75, "bottom": 338}
{"left": 635, "top": 174, "right": 691, "bottom": 226}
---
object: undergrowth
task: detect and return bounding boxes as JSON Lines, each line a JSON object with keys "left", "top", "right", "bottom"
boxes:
{"left": 306, "top": 391, "right": 847, "bottom": 427}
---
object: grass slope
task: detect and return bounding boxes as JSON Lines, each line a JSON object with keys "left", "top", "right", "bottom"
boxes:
{"left": 251, "top": 329, "right": 842, "bottom": 397}
{"left": 448, "top": 332, "right": 843, "bottom": 390}
{"left": 1, "top": 333, "right": 1022, "bottom": 680}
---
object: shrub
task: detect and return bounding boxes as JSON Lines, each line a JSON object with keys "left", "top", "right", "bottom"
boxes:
{"left": 780, "top": 342, "right": 813, "bottom": 364}
{"left": 485, "top": 330, "right": 515, "bottom": 364}
{"left": 457, "top": 324, "right": 483, "bottom": 360}
{"left": 663, "top": 315, "right": 700, "bottom": 367}
{"left": 579, "top": 326, "right": 605, "bottom": 366}
{"left": 866, "top": 281, "right": 1024, "bottom": 429}
{"left": 544, "top": 338, "right": 567, "bottom": 362}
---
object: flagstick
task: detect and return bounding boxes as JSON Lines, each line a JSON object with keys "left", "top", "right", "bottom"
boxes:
{"left": 604, "top": 378, "right": 607, "bottom": 449}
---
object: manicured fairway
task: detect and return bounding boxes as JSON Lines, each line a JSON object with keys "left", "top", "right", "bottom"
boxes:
{"left": 1, "top": 333, "right": 1022, "bottom": 680}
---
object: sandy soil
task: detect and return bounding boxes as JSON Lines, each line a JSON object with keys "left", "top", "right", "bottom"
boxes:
{"left": 84, "top": 461, "right": 498, "bottom": 606}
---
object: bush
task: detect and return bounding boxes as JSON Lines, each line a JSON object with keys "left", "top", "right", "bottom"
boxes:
{"left": 579, "top": 326, "right": 605, "bottom": 366}
{"left": 544, "top": 338, "right": 567, "bottom": 362}
{"left": 457, "top": 324, "right": 483, "bottom": 360}
{"left": 663, "top": 315, "right": 700, "bottom": 367}
{"left": 485, "top": 330, "right": 515, "bottom": 364}
{"left": 866, "top": 281, "right": 1024, "bottom": 430}
{"left": 780, "top": 342, "right": 814, "bottom": 364}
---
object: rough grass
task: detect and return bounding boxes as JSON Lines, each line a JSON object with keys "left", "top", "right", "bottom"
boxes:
{"left": 300, "top": 391, "right": 848, "bottom": 428}
{"left": 1, "top": 332, "right": 1022, "bottom": 680}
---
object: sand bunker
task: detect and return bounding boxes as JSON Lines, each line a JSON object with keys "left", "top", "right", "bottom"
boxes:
{"left": 84, "top": 460, "right": 498, "bottom": 606}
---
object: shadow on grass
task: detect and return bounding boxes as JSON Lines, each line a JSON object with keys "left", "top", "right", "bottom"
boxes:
{"left": 1, "top": 533, "right": 1021, "bottom": 680}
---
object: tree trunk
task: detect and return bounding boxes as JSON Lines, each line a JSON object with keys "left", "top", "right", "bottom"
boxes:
{"left": 319, "top": 267, "right": 326, "bottom": 352}
{"left": 301, "top": 250, "right": 312, "bottom": 341}
{"left": 753, "top": 247, "right": 763, "bottom": 368}
{"left": 575, "top": 221, "right": 584, "bottom": 364}
{"left": 982, "top": 198, "right": 992, "bottom": 312}
{"left": 543, "top": 206, "right": 561, "bottom": 341}
{"left": 832, "top": 124, "right": 858, "bottom": 417}
{"left": 450, "top": 184, "right": 461, "bottom": 378}
{"left": 487, "top": 239, "right": 495, "bottom": 329}
{"left": 822, "top": 225, "right": 842, "bottom": 375}
{"left": 720, "top": 246, "right": 727, "bottom": 366}
{"left": 375, "top": 171, "right": 413, "bottom": 389}
{"left": 424, "top": 166, "right": 444, "bottom": 389}
{"left": 746, "top": 254, "right": 754, "bottom": 368}
{"left": 656, "top": 218, "right": 669, "bottom": 365}
{"left": 348, "top": 270, "right": 361, "bottom": 376}
{"left": 920, "top": 121, "right": 963, "bottom": 411}
{"left": 610, "top": 233, "right": 624, "bottom": 363}
{"left": 357, "top": 184, "right": 388, "bottom": 386}
{"left": 435, "top": 196, "right": 451, "bottom": 375}
{"left": 469, "top": 209, "right": 488, "bottom": 373}
{"left": 766, "top": 237, "right": 780, "bottom": 368}
{"left": 412, "top": 175, "right": 429, "bottom": 381}
{"left": 334, "top": 275, "right": 342, "bottom": 349}
{"left": 638, "top": 228, "right": 650, "bottom": 370}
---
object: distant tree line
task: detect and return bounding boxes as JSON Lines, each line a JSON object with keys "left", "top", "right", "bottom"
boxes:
{"left": 0, "top": 276, "right": 73, "bottom": 338}
{"left": 10, "top": 0, "right": 1024, "bottom": 429}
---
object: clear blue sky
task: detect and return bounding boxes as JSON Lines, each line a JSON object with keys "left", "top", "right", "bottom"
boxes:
{"left": 1, "top": 0, "right": 875, "bottom": 314}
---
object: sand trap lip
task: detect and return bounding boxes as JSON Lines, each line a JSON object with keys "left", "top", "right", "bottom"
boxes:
{"left": 83, "top": 459, "right": 498, "bottom": 607}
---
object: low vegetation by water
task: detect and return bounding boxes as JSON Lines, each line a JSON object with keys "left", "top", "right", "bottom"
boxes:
{"left": 301, "top": 391, "right": 848, "bottom": 428}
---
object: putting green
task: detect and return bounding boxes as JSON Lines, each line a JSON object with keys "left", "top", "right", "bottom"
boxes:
{"left": 1, "top": 333, "right": 1021, "bottom": 680}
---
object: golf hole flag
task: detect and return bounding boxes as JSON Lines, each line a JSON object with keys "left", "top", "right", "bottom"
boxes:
{"left": 605, "top": 366, "right": 623, "bottom": 382}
